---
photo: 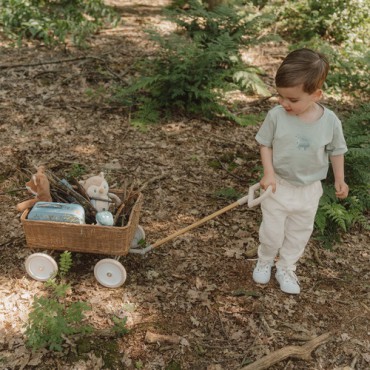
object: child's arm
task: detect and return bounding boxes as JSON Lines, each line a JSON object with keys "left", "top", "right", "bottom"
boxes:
{"left": 260, "top": 145, "right": 276, "bottom": 192}
{"left": 330, "top": 154, "right": 349, "bottom": 199}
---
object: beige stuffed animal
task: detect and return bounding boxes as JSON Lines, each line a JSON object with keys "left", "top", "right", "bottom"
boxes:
{"left": 79, "top": 172, "right": 121, "bottom": 212}
{"left": 16, "top": 166, "right": 52, "bottom": 212}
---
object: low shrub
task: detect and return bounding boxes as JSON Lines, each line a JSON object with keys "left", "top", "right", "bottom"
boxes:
{"left": 0, "top": 0, "right": 118, "bottom": 47}
{"left": 113, "top": 1, "right": 275, "bottom": 124}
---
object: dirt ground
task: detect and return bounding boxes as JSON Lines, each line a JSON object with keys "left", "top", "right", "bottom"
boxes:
{"left": 0, "top": 1, "right": 369, "bottom": 369}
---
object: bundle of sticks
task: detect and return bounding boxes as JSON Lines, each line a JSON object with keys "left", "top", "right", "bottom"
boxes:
{"left": 45, "top": 170, "right": 139, "bottom": 226}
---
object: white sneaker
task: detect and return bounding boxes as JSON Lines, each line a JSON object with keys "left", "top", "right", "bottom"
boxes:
{"left": 275, "top": 268, "right": 300, "bottom": 294}
{"left": 253, "top": 260, "right": 273, "bottom": 284}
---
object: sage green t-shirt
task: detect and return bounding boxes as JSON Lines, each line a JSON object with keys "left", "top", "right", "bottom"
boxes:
{"left": 256, "top": 105, "right": 348, "bottom": 186}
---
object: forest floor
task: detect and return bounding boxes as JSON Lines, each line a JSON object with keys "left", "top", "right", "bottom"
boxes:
{"left": 0, "top": 1, "right": 369, "bottom": 369}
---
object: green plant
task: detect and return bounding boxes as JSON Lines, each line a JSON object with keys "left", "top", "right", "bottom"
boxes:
{"left": 314, "top": 104, "right": 369, "bottom": 247}
{"left": 25, "top": 252, "right": 92, "bottom": 351}
{"left": 112, "top": 316, "right": 130, "bottom": 336}
{"left": 269, "top": 0, "right": 369, "bottom": 96}
{"left": 166, "top": 0, "right": 276, "bottom": 49}
{"left": 113, "top": 1, "right": 275, "bottom": 123}
{"left": 0, "top": 0, "right": 119, "bottom": 47}
{"left": 288, "top": 37, "right": 369, "bottom": 96}
{"left": 275, "top": 0, "right": 369, "bottom": 45}
{"left": 25, "top": 252, "right": 130, "bottom": 351}
{"left": 236, "top": 112, "right": 265, "bottom": 126}
{"left": 67, "top": 163, "right": 86, "bottom": 180}
{"left": 214, "top": 187, "right": 242, "bottom": 200}
{"left": 135, "top": 360, "right": 144, "bottom": 369}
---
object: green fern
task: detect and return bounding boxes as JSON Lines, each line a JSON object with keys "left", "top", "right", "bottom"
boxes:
{"left": 112, "top": 316, "right": 130, "bottom": 336}
{"left": 25, "top": 252, "right": 92, "bottom": 351}
{"left": 320, "top": 203, "right": 349, "bottom": 232}
{"left": 165, "top": 0, "right": 276, "bottom": 49}
{"left": 26, "top": 296, "right": 92, "bottom": 351}
{"left": 59, "top": 251, "right": 73, "bottom": 277}
{"left": 112, "top": 1, "right": 275, "bottom": 123}
{"left": 25, "top": 251, "right": 129, "bottom": 351}
{"left": 314, "top": 104, "right": 369, "bottom": 247}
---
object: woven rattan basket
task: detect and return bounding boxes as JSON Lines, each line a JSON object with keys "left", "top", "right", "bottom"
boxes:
{"left": 21, "top": 192, "right": 143, "bottom": 256}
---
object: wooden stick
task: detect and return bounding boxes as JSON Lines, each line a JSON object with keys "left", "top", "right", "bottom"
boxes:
{"left": 145, "top": 331, "right": 181, "bottom": 345}
{"left": 241, "top": 332, "right": 331, "bottom": 370}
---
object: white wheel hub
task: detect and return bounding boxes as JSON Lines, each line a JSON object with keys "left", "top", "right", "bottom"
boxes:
{"left": 25, "top": 253, "right": 58, "bottom": 281}
{"left": 94, "top": 259, "right": 127, "bottom": 288}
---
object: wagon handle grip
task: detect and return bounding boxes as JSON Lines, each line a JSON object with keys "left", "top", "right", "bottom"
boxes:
{"left": 247, "top": 183, "right": 272, "bottom": 207}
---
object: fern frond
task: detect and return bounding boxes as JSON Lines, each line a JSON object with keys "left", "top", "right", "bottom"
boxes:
{"left": 59, "top": 251, "right": 72, "bottom": 277}
{"left": 314, "top": 208, "right": 328, "bottom": 234}
{"left": 321, "top": 203, "right": 350, "bottom": 232}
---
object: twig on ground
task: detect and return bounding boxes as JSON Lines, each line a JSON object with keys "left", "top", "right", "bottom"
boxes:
{"left": 360, "top": 302, "right": 370, "bottom": 313}
{"left": 311, "top": 244, "right": 323, "bottom": 266}
{"left": 145, "top": 331, "right": 182, "bottom": 344}
{"left": 0, "top": 55, "right": 104, "bottom": 69}
{"left": 240, "top": 332, "right": 331, "bottom": 370}
{"left": 138, "top": 173, "right": 168, "bottom": 192}
{"left": 214, "top": 155, "right": 247, "bottom": 182}
{"left": 239, "top": 95, "right": 275, "bottom": 111}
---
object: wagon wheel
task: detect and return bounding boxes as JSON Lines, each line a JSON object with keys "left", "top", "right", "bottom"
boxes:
{"left": 94, "top": 259, "right": 127, "bottom": 288}
{"left": 131, "top": 225, "right": 146, "bottom": 248}
{"left": 25, "top": 253, "right": 58, "bottom": 281}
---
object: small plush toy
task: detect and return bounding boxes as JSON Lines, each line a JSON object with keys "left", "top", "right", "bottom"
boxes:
{"left": 79, "top": 172, "right": 121, "bottom": 212}
{"left": 16, "top": 166, "right": 53, "bottom": 212}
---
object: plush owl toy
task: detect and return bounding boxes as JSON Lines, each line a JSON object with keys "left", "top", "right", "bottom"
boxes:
{"left": 79, "top": 172, "right": 121, "bottom": 212}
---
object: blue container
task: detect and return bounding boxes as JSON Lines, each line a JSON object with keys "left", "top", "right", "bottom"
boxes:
{"left": 28, "top": 202, "right": 85, "bottom": 224}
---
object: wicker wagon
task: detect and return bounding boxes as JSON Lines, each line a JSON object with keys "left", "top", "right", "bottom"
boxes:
{"left": 20, "top": 183, "right": 271, "bottom": 289}
{"left": 20, "top": 192, "right": 145, "bottom": 288}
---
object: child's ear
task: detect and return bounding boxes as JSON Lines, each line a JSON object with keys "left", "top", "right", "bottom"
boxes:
{"left": 313, "top": 89, "right": 323, "bottom": 101}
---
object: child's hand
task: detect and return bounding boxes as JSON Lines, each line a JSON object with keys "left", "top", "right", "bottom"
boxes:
{"left": 335, "top": 181, "right": 349, "bottom": 199}
{"left": 260, "top": 174, "right": 276, "bottom": 193}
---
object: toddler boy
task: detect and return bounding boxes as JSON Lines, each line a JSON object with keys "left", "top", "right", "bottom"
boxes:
{"left": 253, "top": 48, "right": 349, "bottom": 294}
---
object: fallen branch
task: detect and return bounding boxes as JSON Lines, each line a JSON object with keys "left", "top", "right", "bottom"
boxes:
{"left": 0, "top": 56, "right": 103, "bottom": 69}
{"left": 138, "top": 173, "right": 168, "bottom": 192}
{"left": 214, "top": 155, "right": 247, "bottom": 182}
{"left": 241, "top": 332, "right": 331, "bottom": 370}
{"left": 0, "top": 187, "right": 25, "bottom": 195}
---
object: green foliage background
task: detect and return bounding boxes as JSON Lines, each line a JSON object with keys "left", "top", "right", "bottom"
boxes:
{"left": 0, "top": 0, "right": 118, "bottom": 46}
{"left": 314, "top": 104, "right": 370, "bottom": 246}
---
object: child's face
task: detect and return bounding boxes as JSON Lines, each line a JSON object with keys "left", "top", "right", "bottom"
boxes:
{"left": 277, "top": 85, "right": 322, "bottom": 116}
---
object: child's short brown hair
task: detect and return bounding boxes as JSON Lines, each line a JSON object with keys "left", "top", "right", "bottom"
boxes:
{"left": 275, "top": 48, "right": 329, "bottom": 94}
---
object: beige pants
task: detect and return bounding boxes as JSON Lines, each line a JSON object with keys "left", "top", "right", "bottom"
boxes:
{"left": 258, "top": 177, "right": 323, "bottom": 270}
